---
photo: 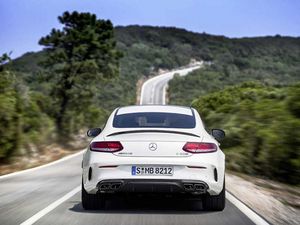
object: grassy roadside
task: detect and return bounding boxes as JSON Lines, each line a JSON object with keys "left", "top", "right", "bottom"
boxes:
{"left": 0, "top": 134, "right": 88, "bottom": 176}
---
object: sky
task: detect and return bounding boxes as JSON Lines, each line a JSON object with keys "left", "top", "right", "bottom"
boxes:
{"left": 1, "top": 0, "right": 300, "bottom": 59}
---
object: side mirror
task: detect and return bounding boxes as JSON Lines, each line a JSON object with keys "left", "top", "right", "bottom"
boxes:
{"left": 211, "top": 129, "right": 225, "bottom": 142}
{"left": 87, "top": 128, "right": 102, "bottom": 137}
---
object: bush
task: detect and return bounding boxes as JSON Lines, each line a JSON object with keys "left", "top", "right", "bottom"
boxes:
{"left": 192, "top": 83, "right": 300, "bottom": 184}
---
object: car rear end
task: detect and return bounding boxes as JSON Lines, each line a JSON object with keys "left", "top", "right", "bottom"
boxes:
{"left": 82, "top": 105, "right": 225, "bottom": 210}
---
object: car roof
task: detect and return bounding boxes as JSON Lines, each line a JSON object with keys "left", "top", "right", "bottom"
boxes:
{"left": 116, "top": 105, "right": 193, "bottom": 116}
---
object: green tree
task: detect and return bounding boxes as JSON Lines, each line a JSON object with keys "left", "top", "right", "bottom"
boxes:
{"left": 39, "top": 11, "right": 122, "bottom": 142}
{"left": 0, "top": 53, "right": 11, "bottom": 71}
{"left": 0, "top": 54, "right": 22, "bottom": 161}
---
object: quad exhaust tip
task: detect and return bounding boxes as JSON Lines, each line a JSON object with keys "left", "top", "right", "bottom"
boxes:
{"left": 98, "top": 180, "right": 208, "bottom": 194}
{"left": 183, "top": 182, "right": 207, "bottom": 194}
{"left": 98, "top": 182, "right": 123, "bottom": 192}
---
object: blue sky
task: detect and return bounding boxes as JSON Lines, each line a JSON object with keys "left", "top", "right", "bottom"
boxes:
{"left": 1, "top": 0, "right": 300, "bottom": 58}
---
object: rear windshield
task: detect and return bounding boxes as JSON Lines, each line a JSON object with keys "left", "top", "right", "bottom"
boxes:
{"left": 113, "top": 112, "right": 195, "bottom": 128}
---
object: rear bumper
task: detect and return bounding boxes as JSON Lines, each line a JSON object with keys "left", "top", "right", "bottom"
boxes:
{"left": 83, "top": 164, "right": 224, "bottom": 195}
{"left": 82, "top": 150, "right": 225, "bottom": 195}
{"left": 96, "top": 179, "right": 208, "bottom": 195}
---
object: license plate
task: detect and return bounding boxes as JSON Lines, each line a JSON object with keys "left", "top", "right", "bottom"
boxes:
{"left": 132, "top": 166, "right": 173, "bottom": 176}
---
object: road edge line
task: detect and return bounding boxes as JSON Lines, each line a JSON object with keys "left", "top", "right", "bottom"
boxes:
{"left": 20, "top": 185, "right": 81, "bottom": 225}
{"left": 162, "top": 83, "right": 168, "bottom": 105}
{"left": 226, "top": 191, "right": 270, "bottom": 225}
{"left": 0, "top": 150, "right": 85, "bottom": 180}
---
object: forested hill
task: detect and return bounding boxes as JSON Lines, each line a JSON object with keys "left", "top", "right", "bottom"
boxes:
{"left": 11, "top": 25, "right": 226, "bottom": 72}
{"left": 12, "top": 25, "right": 300, "bottom": 75}
{"left": 11, "top": 26, "right": 300, "bottom": 107}
{"left": 9, "top": 25, "right": 300, "bottom": 120}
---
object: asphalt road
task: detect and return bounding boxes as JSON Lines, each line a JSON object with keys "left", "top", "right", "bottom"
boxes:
{"left": 0, "top": 65, "right": 266, "bottom": 225}
{"left": 140, "top": 64, "right": 202, "bottom": 105}
{"left": 0, "top": 152, "right": 82, "bottom": 225}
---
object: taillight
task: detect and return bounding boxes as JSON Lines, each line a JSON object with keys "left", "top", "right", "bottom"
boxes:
{"left": 90, "top": 141, "right": 123, "bottom": 153}
{"left": 182, "top": 142, "right": 217, "bottom": 153}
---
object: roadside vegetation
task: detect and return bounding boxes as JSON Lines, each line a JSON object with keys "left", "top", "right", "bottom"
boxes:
{"left": 0, "top": 54, "right": 54, "bottom": 162}
{"left": 0, "top": 11, "right": 122, "bottom": 162}
{"left": 192, "top": 82, "right": 300, "bottom": 184}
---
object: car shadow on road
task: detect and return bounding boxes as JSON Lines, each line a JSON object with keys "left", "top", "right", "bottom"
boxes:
{"left": 69, "top": 195, "right": 213, "bottom": 215}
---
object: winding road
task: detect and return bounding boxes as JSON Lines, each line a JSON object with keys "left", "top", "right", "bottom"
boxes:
{"left": 140, "top": 64, "right": 202, "bottom": 105}
{"left": 0, "top": 65, "right": 268, "bottom": 225}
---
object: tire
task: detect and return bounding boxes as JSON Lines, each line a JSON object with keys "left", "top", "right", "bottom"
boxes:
{"left": 81, "top": 182, "right": 104, "bottom": 210}
{"left": 202, "top": 179, "right": 225, "bottom": 211}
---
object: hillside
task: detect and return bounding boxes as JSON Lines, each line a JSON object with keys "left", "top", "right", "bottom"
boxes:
{"left": 12, "top": 26, "right": 300, "bottom": 110}
{"left": 168, "top": 35, "right": 300, "bottom": 105}
{"left": 11, "top": 26, "right": 208, "bottom": 110}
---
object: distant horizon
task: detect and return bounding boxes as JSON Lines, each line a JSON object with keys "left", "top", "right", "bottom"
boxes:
{"left": 114, "top": 24, "right": 300, "bottom": 38}
{"left": 12, "top": 24, "right": 299, "bottom": 60}
{"left": 1, "top": 0, "right": 299, "bottom": 59}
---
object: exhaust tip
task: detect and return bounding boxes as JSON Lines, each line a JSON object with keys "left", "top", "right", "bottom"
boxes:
{"left": 98, "top": 181, "right": 123, "bottom": 192}
{"left": 194, "top": 184, "right": 206, "bottom": 192}
{"left": 111, "top": 182, "right": 122, "bottom": 190}
{"left": 183, "top": 182, "right": 207, "bottom": 194}
{"left": 183, "top": 183, "right": 195, "bottom": 191}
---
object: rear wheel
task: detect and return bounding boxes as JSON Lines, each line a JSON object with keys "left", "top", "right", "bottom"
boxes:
{"left": 202, "top": 179, "right": 225, "bottom": 211}
{"left": 82, "top": 182, "right": 104, "bottom": 210}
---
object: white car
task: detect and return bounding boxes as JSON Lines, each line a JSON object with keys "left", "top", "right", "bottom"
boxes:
{"left": 82, "top": 105, "right": 226, "bottom": 211}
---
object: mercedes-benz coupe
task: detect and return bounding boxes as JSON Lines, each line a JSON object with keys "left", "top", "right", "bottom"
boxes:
{"left": 82, "top": 105, "right": 225, "bottom": 211}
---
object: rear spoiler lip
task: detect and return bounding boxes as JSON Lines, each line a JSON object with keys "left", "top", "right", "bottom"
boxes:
{"left": 106, "top": 130, "right": 200, "bottom": 138}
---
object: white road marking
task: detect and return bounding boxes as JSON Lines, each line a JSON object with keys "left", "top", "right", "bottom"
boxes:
{"left": 140, "top": 73, "right": 157, "bottom": 104}
{"left": 0, "top": 150, "right": 84, "bottom": 180}
{"left": 162, "top": 83, "right": 168, "bottom": 105}
{"left": 150, "top": 81, "right": 156, "bottom": 103}
{"left": 19, "top": 187, "right": 269, "bottom": 225}
{"left": 226, "top": 191, "right": 270, "bottom": 225}
{"left": 20, "top": 185, "right": 81, "bottom": 225}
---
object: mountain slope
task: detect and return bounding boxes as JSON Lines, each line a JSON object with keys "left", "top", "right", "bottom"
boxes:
{"left": 12, "top": 26, "right": 300, "bottom": 109}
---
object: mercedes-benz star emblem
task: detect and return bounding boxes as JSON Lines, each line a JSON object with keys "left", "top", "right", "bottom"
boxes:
{"left": 149, "top": 143, "right": 157, "bottom": 151}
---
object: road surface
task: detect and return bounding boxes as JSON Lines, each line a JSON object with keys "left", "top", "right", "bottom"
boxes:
{"left": 140, "top": 64, "right": 202, "bottom": 105}
{"left": 0, "top": 65, "right": 268, "bottom": 225}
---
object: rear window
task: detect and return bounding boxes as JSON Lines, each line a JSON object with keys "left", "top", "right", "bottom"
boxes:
{"left": 113, "top": 112, "right": 195, "bottom": 128}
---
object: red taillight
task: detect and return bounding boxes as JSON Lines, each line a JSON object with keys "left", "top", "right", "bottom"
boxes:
{"left": 182, "top": 142, "right": 217, "bottom": 153}
{"left": 90, "top": 141, "right": 123, "bottom": 153}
